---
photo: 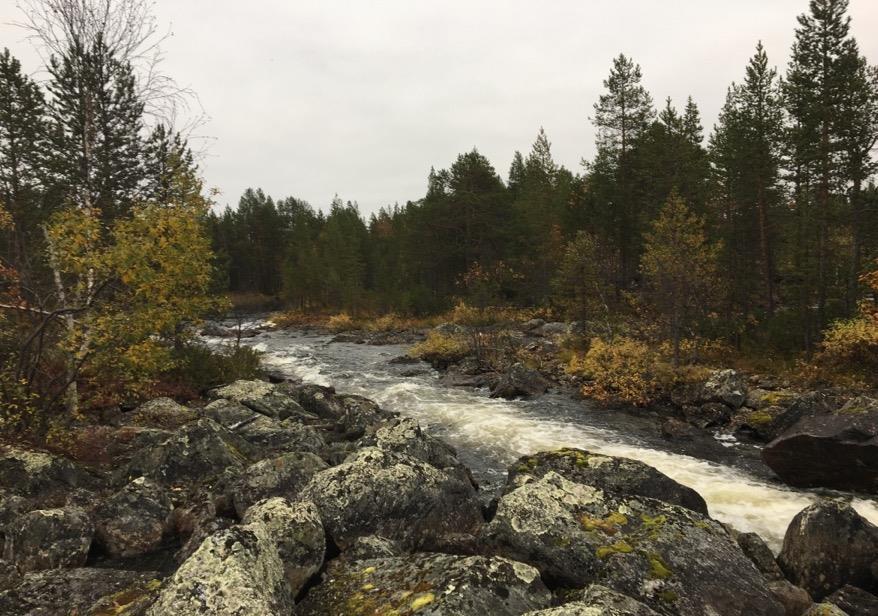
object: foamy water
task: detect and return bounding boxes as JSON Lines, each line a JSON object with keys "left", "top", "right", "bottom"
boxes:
{"left": 206, "top": 325, "right": 878, "bottom": 551}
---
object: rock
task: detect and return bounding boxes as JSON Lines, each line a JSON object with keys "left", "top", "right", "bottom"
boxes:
{"left": 491, "top": 362, "right": 550, "bottom": 399}
{"left": 146, "top": 523, "right": 293, "bottom": 614}
{"left": 86, "top": 576, "right": 164, "bottom": 615}
{"left": 94, "top": 477, "right": 174, "bottom": 559}
{"left": 360, "top": 417, "right": 464, "bottom": 472}
{"left": 482, "top": 471, "right": 782, "bottom": 615}
{"left": 660, "top": 418, "right": 700, "bottom": 440}
{"left": 201, "top": 398, "right": 260, "bottom": 427}
{"left": 838, "top": 396, "right": 878, "bottom": 415}
{"left": 683, "top": 402, "right": 732, "bottom": 428}
{"left": 344, "top": 535, "right": 402, "bottom": 560}
{"left": 295, "top": 553, "right": 551, "bottom": 616}
{"left": 0, "top": 445, "right": 95, "bottom": 499}
{"left": 240, "top": 418, "right": 327, "bottom": 456}
{"left": 61, "top": 425, "right": 174, "bottom": 469}
{"left": 523, "top": 584, "right": 660, "bottom": 615}
{"left": 762, "top": 410, "right": 878, "bottom": 492}
{"left": 746, "top": 388, "right": 798, "bottom": 410}
{"left": 0, "top": 568, "right": 162, "bottom": 616}
{"left": 802, "top": 603, "right": 849, "bottom": 616}
{"left": 241, "top": 498, "right": 325, "bottom": 598}
{"left": 124, "top": 418, "right": 257, "bottom": 487}
{"left": 0, "top": 559, "right": 20, "bottom": 592}
{"left": 736, "top": 531, "right": 784, "bottom": 581}
{"left": 522, "top": 318, "right": 546, "bottom": 331}
{"left": 200, "top": 322, "right": 237, "bottom": 337}
{"left": 433, "top": 322, "right": 467, "bottom": 337}
{"left": 292, "top": 385, "right": 393, "bottom": 438}
{"left": 3, "top": 508, "right": 93, "bottom": 572}
{"left": 210, "top": 379, "right": 311, "bottom": 421}
{"left": 230, "top": 452, "right": 328, "bottom": 517}
{"left": 778, "top": 501, "right": 878, "bottom": 599}
{"left": 703, "top": 369, "right": 748, "bottom": 409}
{"left": 538, "top": 322, "right": 569, "bottom": 337}
{"left": 298, "top": 447, "right": 483, "bottom": 551}
{"left": 767, "top": 580, "right": 812, "bottom": 616}
{"left": 506, "top": 449, "right": 708, "bottom": 515}
{"left": 732, "top": 406, "right": 795, "bottom": 442}
{"left": 389, "top": 354, "right": 421, "bottom": 365}
{"left": 825, "top": 585, "right": 878, "bottom": 616}
{"left": 122, "top": 397, "right": 198, "bottom": 430}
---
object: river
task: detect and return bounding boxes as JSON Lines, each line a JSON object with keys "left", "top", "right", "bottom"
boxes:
{"left": 205, "top": 324, "right": 878, "bottom": 551}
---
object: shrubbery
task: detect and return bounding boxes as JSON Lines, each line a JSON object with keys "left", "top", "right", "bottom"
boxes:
{"left": 409, "top": 331, "right": 470, "bottom": 366}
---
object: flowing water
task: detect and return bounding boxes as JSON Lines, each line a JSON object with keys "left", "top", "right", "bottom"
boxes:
{"left": 206, "top": 324, "right": 878, "bottom": 551}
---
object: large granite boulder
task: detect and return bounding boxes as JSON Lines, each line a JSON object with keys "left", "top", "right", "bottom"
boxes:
{"left": 702, "top": 369, "right": 748, "bottom": 409}
{"left": 778, "top": 501, "right": 878, "bottom": 600}
{"left": 0, "top": 568, "right": 162, "bottom": 616}
{"left": 298, "top": 447, "right": 483, "bottom": 551}
{"left": 210, "top": 379, "right": 313, "bottom": 421}
{"left": 358, "top": 417, "right": 465, "bottom": 473}
{"left": 121, "top": 397, "right": 199, "bottom": 430}
{"left": 825, "top": 585, "right": 878, "bottom": 616}
{"left": 0, "top": 445, "right": 96, "bottom": 500}
{"left": 482, "top": 471, "right": 783, "bottom": 615}
{"left": 505, "top": 449, "right": 708, "bottom": 515}
{"left": 229, "top": 452, "right": 328, "bottom": 517}
{"left": 296, "top": 553, "right": 551, "bottom": 615}
{"left": 523, "top": 584, "right": 660, "bottom": 615}
{"left": 762, "top": 408, "right": 878, "bottom": 493}
{"left": 2, "top": 508, "right": 93, "bottom": 572}
{"left": 94, "top": 477, "right": 174, "bottom": 559}
{"left": 292, "top": 384, "right": 393, "bottom": 438}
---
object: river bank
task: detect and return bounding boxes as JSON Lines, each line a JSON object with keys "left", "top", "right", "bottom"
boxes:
{"left": 2, "top": 375, "right": 878, "bottom": 615}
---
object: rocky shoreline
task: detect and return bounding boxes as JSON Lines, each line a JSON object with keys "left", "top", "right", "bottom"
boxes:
{"left": 1, "top": 377, "right": 877, "bottom": 615}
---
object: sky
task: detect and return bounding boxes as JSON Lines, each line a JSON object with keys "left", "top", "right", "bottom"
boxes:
{"left": 2, "top": 0, "right": 878, "bottom": 216}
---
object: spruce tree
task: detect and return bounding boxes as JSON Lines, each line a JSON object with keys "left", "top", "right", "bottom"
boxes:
{"left": 142, "top": 124, "right": 199, "bottom": 206}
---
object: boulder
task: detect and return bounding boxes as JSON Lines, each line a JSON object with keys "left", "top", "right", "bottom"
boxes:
{"left": 778, "top": 501, "right": 878, "bottom": 599}
{"left": 0, "top": 559, "right": 20, "bottom": 592}
{"left": 0, "top": 568, "right": 162, "bottom": 616}
{"left": 295, "top": 553, "right": 551, "bottom": 615}
{"left": 537, "top": 322, "right": 569, "bottom": 337}
{"left": 682, "top": 402, "right": 732, "bottom": 429}
{"left": 825, "top": 585, "right": 878, "bottom": 616}
{"left": 210, "top": 379, "right": 312, "bottom": 421}
{"left": 292, "top": 385, "right": 394, "bottom": 439}
{"left": 736, "top": 531, "right": 784, "bottom": 581}
{"left": 60, "top": 424, "right": 173, "bottom": 468}
{"left": 94, "top": 477, "right": 174, "bottom": 559}
{"left": 241, "top": 498, "right": 325, "bottom": 598}
{"left": 122, "top": 397, "right": 198, "bottom": 430}
{"left": 802, "top": 604, "right": 849, "bottom": 616}
{"left": 239, "top": 418, "right": 327, "bottom": 456}
{"left": 762, "top": 410, "right": 878, "bottom": 493}
{"left": 359, "top": 417, "right": 465, "bottom": 472}
{"left": 522, "top": 318, "right": 546, "bottom": 331}
{"left": 482, "top": 471, "right": 783, "bottom": 615}
{"left": 660, "top": 418, "right": 700, "bottom": 441}
{"left": 146, "top": 524, "right": 293, "bottom": 614}
{"left": 702, "top": 369, "right": 748, "bottom": 409}
{"left": 298, "top": 447, "right": 483, "bottom": 551}
{"left": 344, "top": 535, "right": 402, "bottom": 561}
{"left": 123, "top": 418, "right": 257, "bottom": 487}
{"left": 523, "top": 584, "right": 660, "bottom": 615}
{"left": 230, "top": 452, "right": 328, "bottom": 517}
{"left": 506, "top": 449, "right": 708, "bottom": 515}
{"left": 767, "top": 580, "right": 813, "bottom": 616}
{"left": 2, "top": 508, "right": 93, "bottom": 572}
{"left": 0, "top": 445, "right": 95, "bottom": 499}
{"left": 491, "top": 362, "right": 550, "bottom": 399}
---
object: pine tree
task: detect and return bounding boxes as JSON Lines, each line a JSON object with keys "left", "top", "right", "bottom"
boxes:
{"left": 682, "top": 96, "right": 704, "bottom": 146}
{"left": 142, "top": 124, "right": 199, "bottom": 205}
{"left": 507, "top": 151, "right": 525, "bottom": 198}
{"left": 0, "top": 49, "right": 47, "bottom": 285}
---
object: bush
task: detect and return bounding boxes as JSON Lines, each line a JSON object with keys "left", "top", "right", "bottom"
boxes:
{"left": 327, "top": 312, "right": 357, "bottom": 332}
{"left": 409, "top": 331, "right": 470, "bottom": 366}
{"left": 809, "top": 314, "right": 878, "bottom": 387}
{"left": 568, "top": 337, "right": 675, "bottom": 406}
{"left": 165, "top": 344, "right": 263, "bottom": 394}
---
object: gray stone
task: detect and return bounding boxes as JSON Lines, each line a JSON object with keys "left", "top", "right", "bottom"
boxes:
{"left": 703, "top": 369, "right": 748, "bottom": 409}
{"left": 524, "top": 584, "right": 660, "bottom": 615}
{"left": 94, "top": 477, "right": 174, "bottom": 558}
{"left": 230, "top": 452, "right": 328, "bottom": 517}
{"left": 3, "top": 508, "right": 93, "bottom": 572}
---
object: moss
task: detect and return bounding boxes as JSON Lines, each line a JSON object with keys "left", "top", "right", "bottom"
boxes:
{"left": 761, "top": 391, "right": 793, "bottom": 406}
{"left": 648, "top": 554, "right": 672, "bottom": 579}
{"left": 361, "top": 566, "right": 376, "bottom": 575}
{"left": 411, "top": 592, "right": 436, "bottom": 611}
{"left": 581, "top": 511, "right": 628, "bottom": 535}
{"left": 658, "top": 590, "right": 679, "bottom": 603}
{"left": 745, "top": 410, "right": 774, "bottom": 425}
{"left": 596, "top": 540, "right": 634, "bottom": 559}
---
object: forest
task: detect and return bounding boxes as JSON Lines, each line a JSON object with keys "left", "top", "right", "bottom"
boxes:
{"left": 1, "top": 0, "right": 878, "bottom": 427}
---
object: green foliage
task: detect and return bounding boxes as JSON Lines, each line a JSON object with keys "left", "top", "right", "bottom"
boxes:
{"left": 409, "top": 331, "right": 470, "bottom": 366}
{"left": 166, "top": 344, "right": 263, "bottom": 393}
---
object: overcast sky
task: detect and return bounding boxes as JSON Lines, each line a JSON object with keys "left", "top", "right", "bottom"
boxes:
{"left": 3, "top": 0, "right": 878, "bottom": 215}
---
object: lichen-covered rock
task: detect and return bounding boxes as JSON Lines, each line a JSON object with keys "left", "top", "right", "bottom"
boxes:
{"left": 360, "top": 417, "right": 465, "bottom": 472}
{"left": 94, "top": 477, "right": 174, "bottom": 558}
{"left": 123, "top": 418, "right": 257, "bottom": 486}
{"left": 0, "top": 445, "right": 95, "bottom": 499}
{"left": 2, "top": 508, "right": 93, "bottom": 572}
{"left": 344, "top": 535, "right": 402, "bottom": 560}
{"left": 490, "top": 362, "right": 550, "bottom": 400}
{"left": 736, "top": 531, "right": 784, "bottom": 581}
{"left": 763, "top": 410, "right": 878, "bottom": 493}
{"left": 146, "top": 523, "right": 293, "bottom": 615}
{"left": 682, "top": 402, "right": 732, "bottom": 429}
{"left": 209, "top": 379, "right": 275, "bottom": 403}
{"left": 122, "top": 398, "right": 199, "bottom": 430}
{"left": 825, "top": 585, "right": 878, "bottom": 616}
{"left": 296, "top": 553, "right": 551, "bottom": 615}
{"left": 86, "top": 576, "right": 164, "bottom": 615}
{"left": 230, "top": 452, "right": 328, "bottom": 517}
{"left": 802, "top": 603, "right": 849, "bottom": 616}
{"left": 703, "top": 369, "right": 747, "bottom": 409}
{"left": 241, "top": 498, "right": 325, "bottom": 598}
{"left": 0, "top": 559, "right": 20, "bottom": 592}
{"left": 482, "top": 472, "right": 783, "bottom": 615}
{"left": 210, "top": 380, "right": 313, "bottom": 421}
{"left": 292, "top": 384, "right": 393, "bottom": 438}
{"left": 0, "top": 568, "right": 162, "bottom": 616}
{"left": 778, "top": 501, "right": 878, "bottom": 600}
{"left": 298, "top": 447, "right": 483, "bottom": 551}
{"left": 523, "top": 584, "right": 660, "bottom": 615}
{"left": 505, "top": 449, "right": 708, "bottom": 515}
{"left": 201, "top": 398, "right": 260, "bottom": 427}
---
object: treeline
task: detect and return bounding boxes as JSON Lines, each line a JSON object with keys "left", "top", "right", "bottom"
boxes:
{"left": 0, "top": 0, "right": 236, "bottom": 421}
{"left": 213, "top": 0, "right": 878, "bottom": 355}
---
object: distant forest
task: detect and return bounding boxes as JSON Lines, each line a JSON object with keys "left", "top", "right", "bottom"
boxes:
{"left": 209, "top": 0, "right": 878, "bottom": 354}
